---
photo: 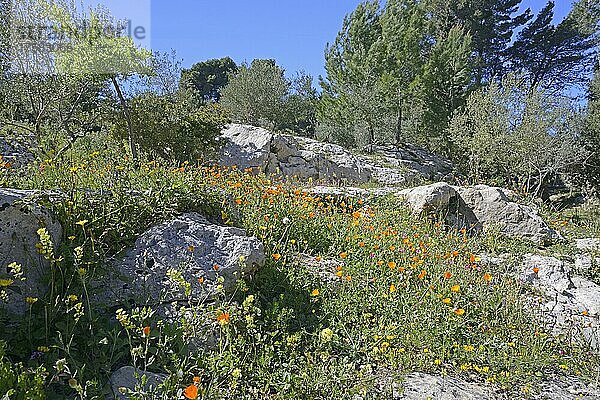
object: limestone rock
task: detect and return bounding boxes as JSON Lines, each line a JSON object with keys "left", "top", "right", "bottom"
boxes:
{"left": 0, "top": 189, "right": 62, "bottom": 315}
{"left": 396, "top": 183, "right": 559, "bottom": 244}
{"left": 105, "top": 366, "right": 166, "bottom": 399}
{"left": 398, "top": 373, "right": 497, "bottom": 399}
{"left": 520, "top": 254, "right": 600, "bottom": 349}
{"left": 536, "top": 376, "right": 600, "bottom": 399}
{"left": 455, "top": 185, "right": 560, "bottom": 244}
{"left": 103, "top": 213, "right": 265, "bottom": 306}
{"left": 219, "top": 124, "right": 273, "bottom": 170}
{"left": 268, "top": 134, "right": 371, "bottom": 182}
{"left": 397, "top": 182, "right": 456, "bottom": 214}
{"left": 576, "top": 238, "right": 600, "bottom": 252}
{"left": 218, "top": 124, "right": 454, "bottom": 185}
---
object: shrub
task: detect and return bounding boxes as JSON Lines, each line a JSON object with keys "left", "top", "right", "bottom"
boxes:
{"left": 448, "top": 74, "right": 586, "bottom": 196}
{"left": 110, "top": 90, "right": 228, "bottom": 163}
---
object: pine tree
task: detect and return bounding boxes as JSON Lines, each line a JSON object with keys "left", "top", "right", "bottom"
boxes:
{"left": 583, "top": 63, "right": 600, "bottom": 190}
{"left": 508, "top": 0, "right": 600, "bottom": 92}
{"left": 427, "top": 0, "right": 532, "bottom": 84}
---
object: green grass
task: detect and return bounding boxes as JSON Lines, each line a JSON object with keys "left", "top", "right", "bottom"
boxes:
{"left": 0, "top": 140, "right": 598, "bottom": 399}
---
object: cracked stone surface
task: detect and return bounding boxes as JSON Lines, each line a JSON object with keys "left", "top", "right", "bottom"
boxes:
{"left": 0, "top": 189, "right": 62, "bottom": 315}
{"left": 520, "top": 254, "right": 600, "bottom": 349}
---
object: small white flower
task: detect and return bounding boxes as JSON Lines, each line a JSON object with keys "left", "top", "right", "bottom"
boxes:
{"left": 282, "top": 217, "right": 290, "bottom": 225}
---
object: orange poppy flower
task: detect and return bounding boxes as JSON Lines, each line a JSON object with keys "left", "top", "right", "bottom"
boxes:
{"left": 454, "top": 308, "right": 465, "bottom": 316}
{"left": 443, "top": 271, "right": 453, "bottom": 279}
{"left": 483, "top": 273, "right": 492, "bottom": 282}
{"left": 272, "top": 253, "right": 282, "bottom": 261}
{"left": 387, "top": 261, "right": 396, "bottom": 270}
{"left": 184, "top": 384, "right": 198, "bottom": 399}
{"left": 193, "top": 376, "right": 201, "bottom": 383}
{"left": 142, "top": 326, "right": 150, "bottom": 337}
{"left": 533, "top": 267, "right": 540, "bottom": 274}
{"left": 418, "top": 270, "right": 427, "bottom": 279}
{"left": 217, "top": 312, "right": 230, "bottom": 325}
{"left": 339, "top": 252, "right": 348, "bottom": 259}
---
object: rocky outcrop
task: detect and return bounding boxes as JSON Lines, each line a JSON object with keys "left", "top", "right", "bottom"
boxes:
{"left": 219, "top": 124, "right": 273, "bottom": 170}
{"left": 105, "top": 366, "right": 166, "bottom": 400}
{"left": 0, "top": 189, "right": 62, "bottom": 315}
{"left": 398, "top": 373, "right": 497, "bottom": 399}
{"left": 219, "top": 124, "right": 453, "bottom": 185}
{"left": 267, "top": 134, "right": 372, "bottom": 182}
{"left": 576, "top": 238, "right": 600, "bottom": 252}
{"left": 394, "top": 373, "right": 600, "bottom": 400}
{"left": 0, "top": 135, "right": 35, "bottom": 168}
{"left": 397, "top": 183, "right": 560, "bottom": 244}
{"left": 100, "top": 213, "right": 265, "bottom": 306}
{"left": 520, "top": 254, "right": 600, "bottom": 349}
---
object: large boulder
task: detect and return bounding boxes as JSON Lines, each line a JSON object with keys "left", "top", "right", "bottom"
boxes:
{"left": 397, "top": 182, "right": 456, "bottom": 214}
{"left": 397, "top": 183, "right": 560, "bottom": 244}
{"left": 0, "top": 189, "right": 62, "bottom": 315}
{"left": 455, "top": 185, "right": 560, "bottom": 244}
{"left": 101, "top": 213, "right": 265, "bottom": 306}
{"left": 219, "top": 124, "right": 273, "bottom": 170}
{"left": 520, "top": 254, "right": 600, "bottom": 349}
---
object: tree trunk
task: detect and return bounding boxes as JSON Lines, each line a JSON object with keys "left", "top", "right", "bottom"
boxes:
{"left": 395, "top": 91, "right": 403, "bottom": 145}
{"left": 111, "top": 76, "right": 137, "bottom": 164}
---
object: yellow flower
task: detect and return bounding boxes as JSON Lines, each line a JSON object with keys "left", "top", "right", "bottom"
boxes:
{"left": 311, "top": 289, "right": 320, "bottom": 297}
{"left": 442, "top": 297, "right": 452, "bottom": 304}
{"left": 25, "top": 297, "right": 38, "bottom": 305}
{"left": 76, "top": 220, "right": 88, "bottom": 227}
{"left": 450, "top": 284, "right": 460, "bottom": 293}
{"left": 339, "top": 251, "right": 348, "bottom": 259}
{"left": 0, "top": 279, "right": 14, "bottom": 287}
{"left": 389, "top": 284, "right": 397, "bottom": 293}
{"left": 320, "top": 328, "right": 334, "bottom": 343}
{"left": 454, "top": 308, "right": 465, "bottom": 316}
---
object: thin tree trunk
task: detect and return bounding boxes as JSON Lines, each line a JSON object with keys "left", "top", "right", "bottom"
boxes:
{"left": 395, "top": 91, "right": 402, "bottom": 145}
{"left": 111, "top": 76, "right": 137, "bottom": 163}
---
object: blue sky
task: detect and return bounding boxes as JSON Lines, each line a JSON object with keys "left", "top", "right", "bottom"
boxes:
{"left": 89, "top": 0, "right": 575, "bottom": 79}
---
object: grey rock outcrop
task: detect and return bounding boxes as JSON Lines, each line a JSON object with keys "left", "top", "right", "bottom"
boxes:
{"left": 105, "top": 366, "right": 166, "bottom": 400}
{"left": 398, "top": 373, "right": 497, "bottom": 399}
{"left": 219, "top": 124, "right": 273, "bottom": 170}
{"left": 520, "top": 254, "right": 600, "bottom": 349}
{"left": 576, "top": 238, "right": 600, "bottom": 252}
{"left": 0, "top": 189, "right": 62, "bottom": 314}
{"left": 218, "top": 124, "right": 453, "bottom": 185}
{"left": 397, "top": 183, "right": 560, "bottom": 244}
{"left": 102, "top": 213, "right": 265, "bottom": 306}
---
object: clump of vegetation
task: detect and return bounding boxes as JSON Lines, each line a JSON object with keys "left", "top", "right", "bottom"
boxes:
{"left": 0, "top": 0, "right": 599, "bottom": 398}
{"left": 448, "top": 74, "right": 585, "bottom": 195}
{"left": 0, "top": 141, "right": 597, "bottom": 398}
